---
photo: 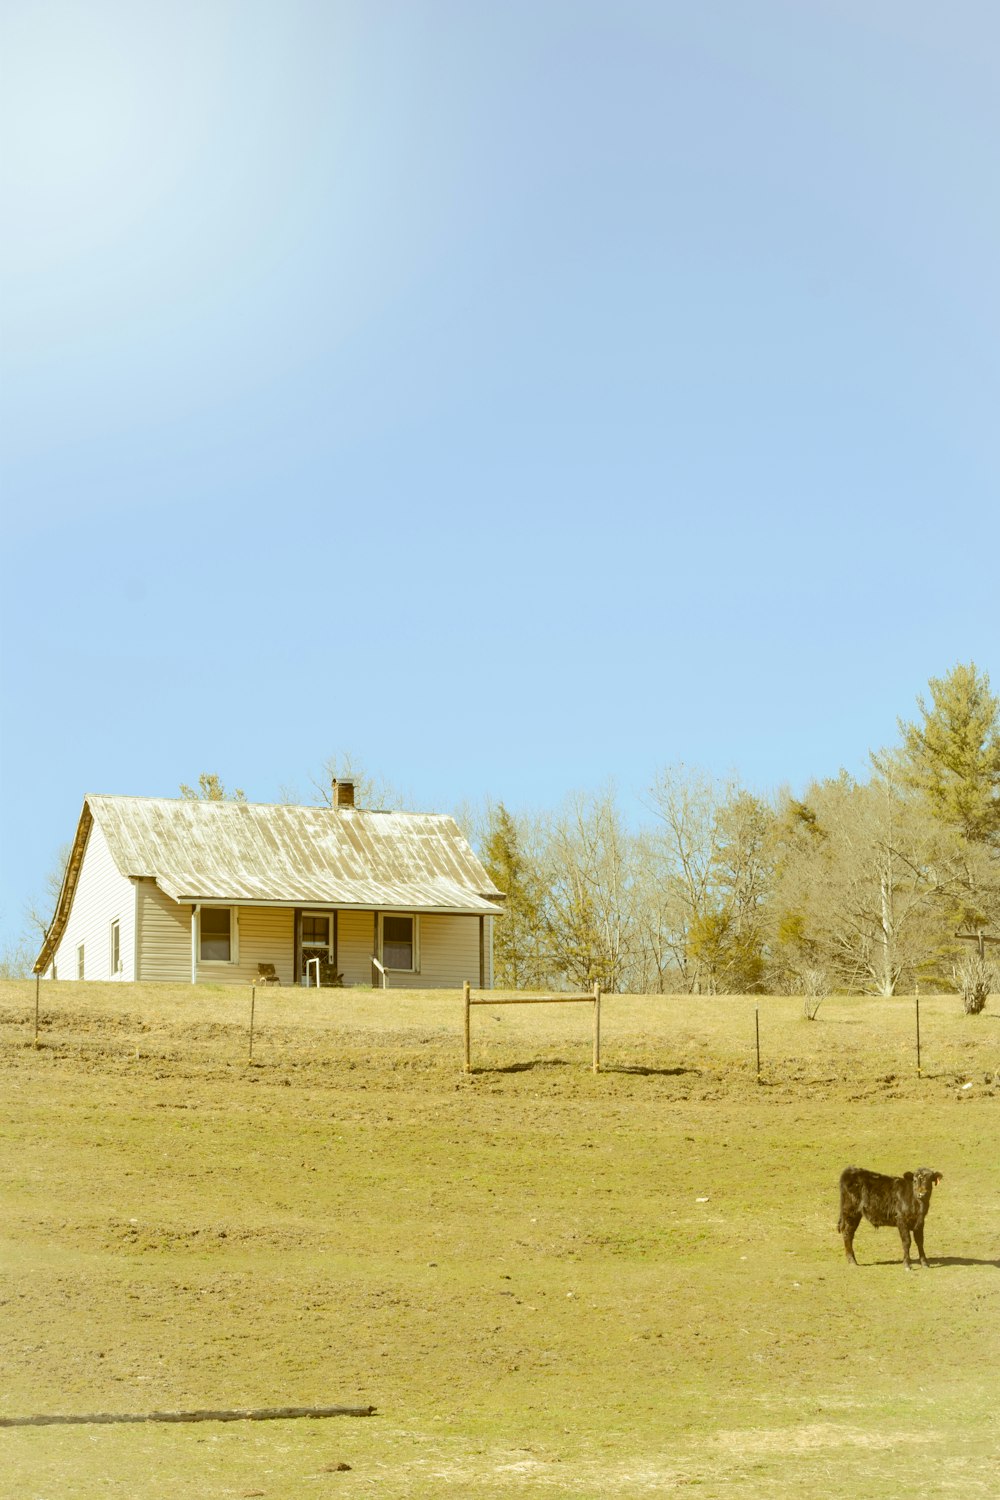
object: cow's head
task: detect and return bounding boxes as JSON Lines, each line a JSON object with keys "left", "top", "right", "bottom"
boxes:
{"left": 913, "top": 1168, "right": 942, "bottom": 1200}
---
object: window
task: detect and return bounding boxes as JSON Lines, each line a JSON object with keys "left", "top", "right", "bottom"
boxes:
{"left": 383, "top": 914, "right": 416, "bottom": 971}
{"left": 200, "top": 907, "right": 234, "bottom": 963}
{"left": 77, "top": 944, "right": 85, "bottom": 981}
{"left": 110, "top": 920, "right": 121, "bottom": 976}
{"left": 302, "top": 914, "right": 331, "bottom": 950}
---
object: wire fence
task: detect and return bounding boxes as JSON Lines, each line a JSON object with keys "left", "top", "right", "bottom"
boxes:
{"left": 3, "top": 977, "right": 999, "bottom": 1092}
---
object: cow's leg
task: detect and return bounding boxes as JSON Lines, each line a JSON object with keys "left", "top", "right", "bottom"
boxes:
{"left": 898, "top": 1224, "right": 913, "bottom": 1269}
{"left": 840, "top": 1212, "right": 861, "bottom": 1264}
{"left": 913, "top": 1222, "right": 929, "bottom": 1268}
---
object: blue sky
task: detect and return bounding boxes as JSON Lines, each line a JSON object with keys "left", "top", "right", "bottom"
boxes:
{"left": 2, "top": 0, "right": 999, "bottom": 955}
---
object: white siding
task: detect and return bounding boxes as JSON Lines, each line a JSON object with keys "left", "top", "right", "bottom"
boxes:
{"left": 382, "top": 913, "right": 482, "bottom": 990}
{"left": 337, "top": 911, "right": 486, "bottom": 989}
{"left": 135, "top": 880, "right": 190, "bottom": 983}
{"left": 49, "top": 821, "right": 136, "bottom": 981}
{"left": 59, "top": 870, "right": 492, "bottom": 991}
{"left": 338, "top": 910, "right": 378, "bottom": 986}
{"left": 213, "top": 906, "right": 295, "bottom": 986}
{"left": 135, "top": 889, "right": 297, "bottom": 985}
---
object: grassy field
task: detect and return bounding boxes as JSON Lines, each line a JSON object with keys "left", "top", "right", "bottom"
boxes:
{"left": 2, "top": 979, "right": 999, "bottom": 1498}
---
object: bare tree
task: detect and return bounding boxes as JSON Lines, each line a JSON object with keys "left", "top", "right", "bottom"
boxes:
{"left": 0, "top": 934, "right": 35, "bottom": 979}
{"left": 542, "top": 786, "right": 638, "bottom": 992}
{"left": 646, "top": 765, "right": 771, "bottom": 993}
{"left": 15, "top": 841, "right": 74, "bottom": 975}
{"left": 646, "top": 765, "right": 719, "bottom": 991}
{"left": 308, "top": 753, "right": 409, "bottom": 811}
{"left": 179, "top": 774, "right": 246, "bottom": 801}
{"left": 629, "top": 829, "right": 686, "bottom": 993}
{"left": 24, "top": 842, "right": 72, "bottom": 941}
{"left": 772, "top": 762, "right": 968, "bottom": 996}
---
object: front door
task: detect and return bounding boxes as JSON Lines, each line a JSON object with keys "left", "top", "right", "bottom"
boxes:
{"left": 301, "top": 912, "right": 336, "bottom": 985}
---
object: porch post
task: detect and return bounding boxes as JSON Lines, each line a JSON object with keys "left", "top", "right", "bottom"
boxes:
{"left": 190, "top": 905, "right": 199, "bottom": 985}
{"left": 479, "top": 916, "right": 485, "bottom": 990}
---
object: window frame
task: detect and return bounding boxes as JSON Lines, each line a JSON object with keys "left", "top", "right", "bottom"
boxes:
{"left": 300, "top": 910, "right": 336, "bottom": 985}
{"left": 109, "top": 919, "right": 121, "bottom": 977}
{"left": 198, "top": 906, "right": 238, "bottom": 966}
{"left": 301, "top": 912, "right": 333, "bottom": 955}
{"left": 380, "top": 912, "right": 419, "bottom": 973}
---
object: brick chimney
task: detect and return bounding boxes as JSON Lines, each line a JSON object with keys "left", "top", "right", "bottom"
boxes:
{"left": 332, "top": 778, "right": 355, "bottom": 809}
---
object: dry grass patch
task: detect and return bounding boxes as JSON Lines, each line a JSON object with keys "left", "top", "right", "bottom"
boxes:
{"left": 2, "top": 981, "right": 999, "bottom": 1497}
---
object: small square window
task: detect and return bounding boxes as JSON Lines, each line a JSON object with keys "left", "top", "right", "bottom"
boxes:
{"left": 383, "top": 915, "right": 414, "bottom": 971}
{"left": 302, "top": 914, "right": 331, "bottom": 947}
{"left": 200, "top": 908, "right": 233, "bottom": 962}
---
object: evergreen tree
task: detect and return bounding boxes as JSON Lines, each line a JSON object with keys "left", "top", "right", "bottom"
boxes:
{"left": 899, "top": 663, "right": 1000, "bottom": 844}
{"left": 706, "top": 789, "right": 774, "bottom": 992}
{"left": 481, "top": 803, "right": 546, "bottom": 989}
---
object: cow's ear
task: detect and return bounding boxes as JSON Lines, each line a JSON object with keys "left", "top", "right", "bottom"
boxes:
{"left": 934, "top": 1172, "right": 943, "bottom": 1183}
{"left": 903, "top": 1171, "right": 913, "bottom": 1181}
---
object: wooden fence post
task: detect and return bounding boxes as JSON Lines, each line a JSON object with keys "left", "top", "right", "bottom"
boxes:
{"left": 463, "top": 981, "right": 471, "bottom": 1072}
{"left": 248, "top": 985, "right": 256, "bottom": 1063}
{"left": 593, "top": 983, "right": 601, "bottom": 1072}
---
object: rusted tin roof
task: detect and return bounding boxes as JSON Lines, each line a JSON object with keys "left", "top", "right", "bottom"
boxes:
{"left": 93, "top": 795, "right": 503, "bottom": 909}
{"left": 35, "top": 795, "right": 504, "bottom": 973}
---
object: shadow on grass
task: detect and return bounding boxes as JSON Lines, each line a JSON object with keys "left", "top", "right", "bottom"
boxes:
{"left": 467, "top": 1060, "right": 703, "bottom": 1077}
{"left": 604, "top": 1064, "right": 702, "bottom": 1077}
{"left": 930, "top": 1256, "right": 1000, "bottom": 1269}
{"left": 860, "top": 1256, "right": 1000, "bottom": 1269}
{"left": 467, "top": 1058, "right": 572, "bottom": 1075}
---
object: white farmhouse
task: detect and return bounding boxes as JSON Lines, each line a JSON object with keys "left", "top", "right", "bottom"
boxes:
{"left": 35, "top": 781, "right": 503, "bottom": 988}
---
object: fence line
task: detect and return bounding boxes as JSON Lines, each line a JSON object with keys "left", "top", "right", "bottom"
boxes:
{"left": 6, "top": 982, "right": 982, "bottom": 1083}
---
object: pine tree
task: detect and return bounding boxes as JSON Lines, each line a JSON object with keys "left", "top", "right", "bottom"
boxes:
{"left": 481, "top": 803, "right": 546, "bottom": 989}
{"left": 898, "top": 663, "right": 1000, "bottom": 844}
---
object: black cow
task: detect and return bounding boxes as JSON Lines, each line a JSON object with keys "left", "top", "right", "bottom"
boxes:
{"left": 837, "top": 1166, "right": 942, "bottom": 1269}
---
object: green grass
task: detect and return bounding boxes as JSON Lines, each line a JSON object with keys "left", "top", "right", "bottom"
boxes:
{"left": 2, "top": 980, "right": 999, "bottom": 1497}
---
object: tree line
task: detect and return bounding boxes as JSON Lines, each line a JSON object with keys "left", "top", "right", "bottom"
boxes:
{"left": 6, "top": 664, "right": 999, "bottom": 997}
{"left": 477, "top": 663, "right": 1000, "bottom": 997}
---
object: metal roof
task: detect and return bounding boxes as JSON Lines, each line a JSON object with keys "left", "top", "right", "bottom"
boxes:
{"left": 91, "top": 795, "right": 503, "bottom": 910}
{"left": 35, "top": 795, "right": 504, "bottom": 973}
